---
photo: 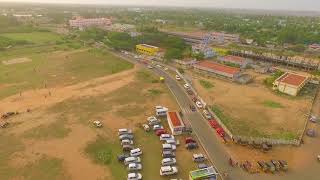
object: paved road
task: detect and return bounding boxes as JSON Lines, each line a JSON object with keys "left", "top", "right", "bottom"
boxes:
{"left": 114, "top": 51, "right": 320, "bottom": 180}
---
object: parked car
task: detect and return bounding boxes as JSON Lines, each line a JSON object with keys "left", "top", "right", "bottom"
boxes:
{"left": 257, "top": 161, "right": 268, "bottom": 172}
{"left": 162, "top": 150, "right": 176, "bottom": 158}
{"left": 203, "top": 110, "right": 212, "bottom": 119}
{"left": 208, "top": 120, "right": 219, "bottom": 129}
{"left": 266, "top": 161, "right": 276, "bottom": 173}
{"left": 147, "top": 116, "right": 160, "bottom": 125}
{"left": 198, "top": 163, "right": 208, "bottom": 169}
{"left": 193, "top": 154, "right": 206, "bottom": 162}
{"left": 166, "top": 139, "right": 178, "bottom": 145}
{"left": 118, "top": 129, "right": 133, "bottom": 136}
{"left": 216, "top": 127, "right": 225, "bottom": 137}
{"left": 153, "top": 124, "right": 164, "bottom": 131}
{"left": 156, "top": 64, "right": 162, "bottom": 68}
{"left": 271, "top": 160, "right": 281, "bottom": 171}
{"left": 147, "top": 65, "right": 153, "bottom": 69}
{"left": 185, "top": 137, "right": 196, "bottom": 144}
{"left": 160, "top": 134, "right": 175, "bottom": 141}
{"left": 93, "top": 120, "right": 103, "bottom": 128}
{"left": 142, "top": 124, "right": 150, "bottom": 132}
{"left": 175, "top": 75, "right": 181, "bottom": 80}
{"left": 122, "top": 145, "right": 134, "bottom": 151}
{"left": 164, "top": 67, "right": 168, "bottom": 71}
{"left": 196, "top": 101, "right": 203, "bottom": 108}
{"left": 279, "top": 160, "right": 288, "bottom": 171}
{"left": 156, "top": 129, "right": 167, "bottom": 136}
{"left": 160, "top": 166, "right": 178, "bottom": 176}
{"left": 127, "top": 173, "right": 142, "bottom": 180}
{"left": 121, "top": 139, "right": 134, "bottom": 146}
{"left": 184, "top": 83, "right": 190, "bottom": 89}
{"left": 119, "top": 134, "right": 134, "bottom": 141}
{"left": 0, "top": 121, "right": 9, "bottom": 128}
{"left": 187, "top": 89, "right": 194, "bottom": 95}
{"left": 130, "top": 148, "right": 142, "bottom": 157}
{"left": 190, "top": 105, "right": 196, "bottom": 112}
{"left": 124, "top": 157, "right": 141, "bottom": 165}
{"left": 127, "top": 163, "right": 142, "bottom": 171}
{"left": 162, "top": 144, "right": 176, "bottom": 151}
{"left": 161, "top": 158, "right": 177, "bottom": 166}
{"left": 117, "top": 154, "right": 130, "bottom": 162}
{"left": 185, "top": 142, "right": 198, "bottom": 150}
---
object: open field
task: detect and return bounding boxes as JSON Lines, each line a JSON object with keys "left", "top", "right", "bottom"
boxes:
{"left": 0, "top": 47, "right": 205, "bottom": 179}
{"left": 192, "top": 72, "right": 313, "bottom": 140}
{"left": 0, "top": 32, "right": 62, "bottom": 44}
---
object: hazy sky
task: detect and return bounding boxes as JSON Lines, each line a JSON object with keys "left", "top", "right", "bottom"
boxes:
{"left": 1, "top": 0, "right": 320, "bottom": 11}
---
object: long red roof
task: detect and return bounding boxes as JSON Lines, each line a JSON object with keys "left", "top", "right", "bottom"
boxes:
{"left": 224, "top": 55, "right": 246, "bottom": 63}
{"left": 197, "top": 61, "right": 240, "bottom": 75}
{"left": 168, "top": 112, "right": 183, "bottom": 127}
{"left": 277, "top": 73, "right": 308, "bottom": 86}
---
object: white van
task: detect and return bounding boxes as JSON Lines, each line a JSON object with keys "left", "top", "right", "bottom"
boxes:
{"left": 160, "top": 134, "right": 175, "bottom": 141}
{"left": 130, "top": 148, "right": 142, "bottom": 157}
{"left": 124, "top": 157, "right": 141, "bottom": 165}
{"left": 162, "top": 144, "right": 176, "bottom": 151}
{"left": 118, "top": 128, "right": 133, "bottom": 136}
{"left": 160, "top": 166, "right": 178, "bottom": 176}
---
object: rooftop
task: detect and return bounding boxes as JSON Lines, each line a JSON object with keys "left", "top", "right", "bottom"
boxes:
{"left": 189, "top": 166, "right": 217, "bottom": 179}
{"left": 196, "top": 61, "right": 240, "bottom": 75}
{"left": 137, "top": 44, "right": 159, "bottom": 49}
{"left": 276, "top": 72, "right": 308, "bottom": 87}
{"left": 168, "top": 111, "right": 184, "bottom": 127}
{"left": 223, "top": 55, "right": 246, "bottom": 63}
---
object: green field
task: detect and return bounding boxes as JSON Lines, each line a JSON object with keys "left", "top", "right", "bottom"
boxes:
{"left": 0, "top": 48, "right": 133, "bottom": 99}
{"left": 0, "top": 32, "right": 62, "bottom": 44}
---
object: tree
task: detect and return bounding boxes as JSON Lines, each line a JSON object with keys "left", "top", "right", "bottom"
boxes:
{"left": 192, "top": 52, "right": 205, "bottom": 60}
{"left": 164, "top": 48, "right": 183, "bottom": 61}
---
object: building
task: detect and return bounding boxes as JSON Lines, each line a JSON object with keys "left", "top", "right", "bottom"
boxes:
{"left": 273, "top": 72, "right": 309, "bottom": 96}
{"left": 309, "top": 44, "right": 320, "bottom": 51}
{"left": 136, "top": 44, "right": 159, "bottom": 56}
{"left": 167, "top": 111, "right": 185, "bottom": 135}
{"left": 193, "top": 60, "right": 241, "bottom": 80}
{"left": 155, "top": 106, "right": 168, "bottom": 116}
{"left": 189, "top": 166, "right": 217, "bottom": 180}
{"left": 69, "top": 17, "right": 112, "bottom": 29}
{"left": 218, "top": 55, "right": 248, "bottom": 68}
{"left": 192, "top": 44, "right": 215, "bottom": 58}
{"left": 174, "top": 59, "right": 198, "bottom": 69}
{"left": 211, "top": 32, "right": 240, "bottom": 44}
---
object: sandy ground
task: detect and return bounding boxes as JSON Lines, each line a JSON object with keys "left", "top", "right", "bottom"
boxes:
{"left": 2, "top": 57, "right": 32, "bottom": 65}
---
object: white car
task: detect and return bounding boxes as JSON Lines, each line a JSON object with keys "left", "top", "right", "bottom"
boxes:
{"left": 166, "top": 139, "right": 178, "bottom": 145}
{"left": 196, "top": 101, "right": 203, "bottom": 109}
{"left": 127, "top": 173, "right": 142, "bottom": 180}
{"left": 184, "top": 83, "right": 190, "bottom": 89}
{"left": 124, "top": 157, "right": 141, "bottom": 165}
{"left": 160, "top": 134, "right": 175, "bottom": 141}
{"left": 161, "top": 158, "right": 177, "bottom": 166}
{"left": 175, "top": 75, "right": 181, "bottom": 80}
{"left": 130, "top": 148, "right": 142, "bottom": 157}
{"left": 142, "top": 124, "right": 150, "bottom": 131}
{"left": 162, "top": 144, "right": 176, "bottom": 151}
{"left": 156, "top": 64, "right": 162, "bottom": 68}
{"left": 164, "top": 67, "right": 168, "bottom": 71}
{"left": 160, "top": 166, "right": 178, "bottom": 176}
{"left": 93, "top": 120, "right": 102, "bottom": 128}
{"left": 128, "top": 163, "right": 142, "bottom": 171}
{"left": 153, "top": 124, "right": 164, "bottom": 131}
{"left": 118, "top": 129, "right": 133, "bottom": 136}
{"left": 121, "top": 139, "right": 134, "bottom": 146}
{"left": 147, "top": 65, "right": 153, "bottom": 69}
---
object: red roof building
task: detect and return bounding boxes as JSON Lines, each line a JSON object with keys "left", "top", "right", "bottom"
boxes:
{"left": 193, "top": 61, "right": 241, "bottom": 79}
{"left": 273, "top": 72, "right": 309, "bottom": 96}
{"left": 167, "top": 111, "right": 185, "bottom": 135}
{"left": 219, "top": 55, "right": 247, "bottom": 67}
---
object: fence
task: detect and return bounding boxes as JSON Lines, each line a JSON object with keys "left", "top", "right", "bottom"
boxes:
{"left": 176, "top": 68, "right": 314, "bottom": 146}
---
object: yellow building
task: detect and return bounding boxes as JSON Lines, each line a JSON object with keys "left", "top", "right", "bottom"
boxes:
{"left": 136, "top": 44, "right": 159, "bottom": 56}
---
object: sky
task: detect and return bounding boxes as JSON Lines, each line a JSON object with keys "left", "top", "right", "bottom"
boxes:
{"left": 1, "top": 0, "right": 320, "bottom": 11}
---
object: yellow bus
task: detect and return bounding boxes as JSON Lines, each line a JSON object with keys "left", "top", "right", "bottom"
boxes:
{"left": 136, "top": 44, "right": 159, "bottom": 56}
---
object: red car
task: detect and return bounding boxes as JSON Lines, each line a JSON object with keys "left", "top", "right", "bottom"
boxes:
{"left": 155, "top": 129, "right": 167, "bottom": 136}
{"left": 216, "top": 127, "right": 225, "bottom": 137}
{"left": 185, "top": 137, "right": 196, "bottom": 144}
{"left": 208, "top": 120, "right": 219, "bottom": 129}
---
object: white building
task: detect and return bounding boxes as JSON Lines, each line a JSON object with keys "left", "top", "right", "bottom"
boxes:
{"left": 273, "top": 72, "right": 309, "bottom": 96}
{"left": 69, "top": 17, "right": 112, "bottom": 29}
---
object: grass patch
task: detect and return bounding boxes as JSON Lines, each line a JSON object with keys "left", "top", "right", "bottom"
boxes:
{"left": 263, "top": 70, "right": 284, "bottom": 88}
{"left": 262, "top": 100, "right": 284, "bottom": 108}
{"left": 85, "top": 135, "right": 125, "bottom": 179}
{"left": 147, "top": 88, "right": 163, "bottom": 96}
{"left": 18, "top": 155, "right": 69, "bottom": 180}
{"left": 0, "top": 32, "right": 62, "bottom": 44}
{"left": 199, "top": 79, "right": 214, "bottom": 89}
{"left": 136, "top": 70, "right": 159, "bottom": 83}
{"left": 23, "top": 116, "right": 71, "bottom": 139}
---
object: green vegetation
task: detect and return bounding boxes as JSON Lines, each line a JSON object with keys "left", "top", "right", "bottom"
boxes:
{"left": 85, "top": 136, "right": 114, "bottom": 166}
{"left": 0, "top": 32, "right": 62, "bottom": 44}
{"left": 262, "top": 100, "right": 284, "bottom": 108}
{"left": 147, "top": 88, "right": 163, "bottom": 96}
{"left": 23, "top": 116, "right": 71, "bottom": 139}
{"left": 263, "top": 70, "right": 284, "bottom": 87}
{"left": 0, "top": 48, "right": 133, "bottom": 99}
{"left": 199, "top": 79, "right": 214, "bottom": 89}
{"left": 136, "top": 70, "right": 159, "bottom": 83}
{"left": 221, "top": 61, "right": 241, "bottom": 68}
{"left": 19, "top": 156, "right": 69, "bottom": 180}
